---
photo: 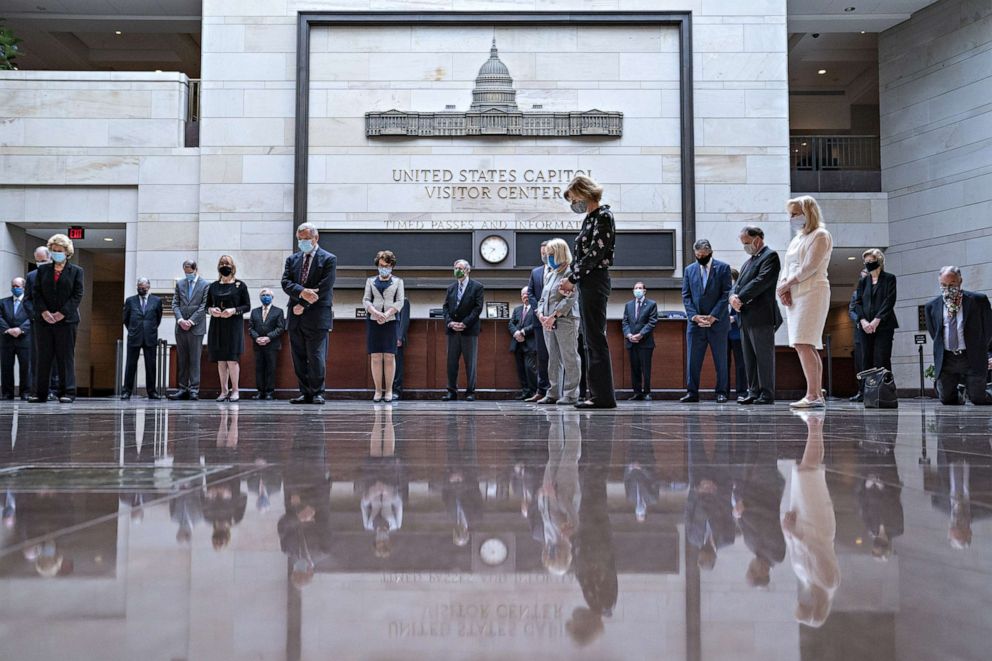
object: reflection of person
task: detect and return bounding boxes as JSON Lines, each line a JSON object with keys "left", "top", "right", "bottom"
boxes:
{"left": 508, "top": 287, "right": 538, "bottom": 400}
{"left": 537, "top": 239, "right": 581, "bottom": 405}
{"left": 29, "top": 234, "right": 84, "bottom": 404}
{"left": 442, "top": 259, "right": 484, "bottom": 402}
{"left": 777, "top": 196, "right": 833, "bottom": 409}
{"left": 929, "top": 414, "right": 992, "bottom": 550}
{"left": 623, "top": 437, "right": 660, "bottom": 523}
{"left": 685, "top": 416, "right": 735, "bottom": 569}
{"left": 441, "top": 418, "right": 482, "bottom": 546}
{"left": 170, "top": 489, "right": 203, "bottom": 545}
{"left": 538, "top": 411, "right": 581, "bottom": 575}
{"left": 732, "top": 427, "right": 786, "bottom": 587}
{"left": 359, "top": 405, "right": 406, "bottom": 558}
{"left": 169, "top": 259, "right": 209, "bottom": 401}
{"left": 363, "top": 250, "right": 405, "bottom": 403}
{"left": 856, "top": 413, "right": 904, "bottom": 560}
{"left": 622, "top": 281, "right": 658, "bottom": 401}
{"left": 681, "top": 239, "right": 733, "bottom": 403}
{"left": 248, "top": 288, "right": 285, "bottom": 400}
{"left": 392, "top": 298, "right": 411, "bottom": 401}
{"left": 782, "top": 411, "right": 839, "bottom": 628}
{"left": 207, "top": 255, "right": 251, "bottom": 402}
{"left": 121, "top": 277, "right": 163, "bottom": 400}
{"left": 527, "top": 241, "right": 552, "bottom": 401}
{"left": 279, "top": 430, "right": 332, "bottom": 589}
{"left": 0, "top": 277, "right": 32, "bottom": 400}
{"left": 924, "top": 266, "right": 992, "bottom": 405}
{"left": 853, "top": 249, "right": 899, "bottom": 399}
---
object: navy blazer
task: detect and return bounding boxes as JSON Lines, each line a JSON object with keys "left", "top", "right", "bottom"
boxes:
{"left": 682, "top": 259, "right": 732, "bottom": 329}
{"left": 0, "top": 296, "right": 32, "bottom": 343}
{"left": 526, "top": 264, "right": 546, "bottom": 308}
{"left": 122, "top": 294, "right": 163, "bottom": 347}
{"left": 443, "top": 279, "right": 484, "bottom": 336}
{"left": 508, "top": 303, "right": 537, "bottom": 352}
{"left": 249, "top": 305, "right": 286, "bottom": 351}
{"left": 925, "top": 290, "right": 992, "bottom": 378}
{"left": 281, "top": 247, "right": 336, "bottom": 332}
{"left": 31, "top": 262, "right": 84, "bottom": 326}
{"left": 622, "top": 298, "right": 658, "bottom": 349}
{"left": 733, "top": 246, "right": 782, "bottom": 329}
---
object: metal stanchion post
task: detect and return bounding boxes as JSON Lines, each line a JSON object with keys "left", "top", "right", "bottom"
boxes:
{"left": 918, "top": 344, "right": 925, "bottom": 399}
{"left": 113, "top": 339, "right": 124, "bottom": 398}
{"left": 824, "top": 333, "right": 839, "bottom": 400}
{"left": 913, "top": 333, "right": 929, "bottom": 399}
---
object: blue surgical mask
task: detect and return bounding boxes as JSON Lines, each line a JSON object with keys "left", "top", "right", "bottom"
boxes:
{"left": 633, "top": 288, "right": 645, "bottom": 299}
{"left": 260, "top": 295, "right": 273, "bottom": 306}
{"left": 298, "top": 239, "right": 315, "bottom": 253}
{"left": 548, "top": 255, "right": 558, "bottom": 270}
{"left": 570, "top": 200, "right": 588, "bottom": 215}
{"left": 185, "top": 273, "right": 196, "bottom": 282}
{"left": 378, "top": 267, "right": 392, "bottom": 277}
{"left": 11, "top": 287, "right": 23, "bottom": 297}
{"left": 51, "top": 252, "right": 67, "bottom": 264}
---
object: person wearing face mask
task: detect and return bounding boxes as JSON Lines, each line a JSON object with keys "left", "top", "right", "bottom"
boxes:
{"left": 28, "top": 234, "right": 83, "bottom": 404}
{"left": 0, "top": 277, "right": 32, "bottom": 400}
{"left": 24, "top": 246, "right": 58, "bottom": 400}
{"left": 560, "top": 175, "right": 617, "bottom": 409}
{"left": 248, "top": 287, "right": 285, "bottom": 400}
{"left": 206, "top": 255, "right": 251, "bottom": 402}
{"left": 925, "top": 266, "right": 992, "bottom": 405}
{"left": 622, "top": 282, "right": 658, "bottom": 401}
{"left": 121, "top": 277, "right": 163, "bottom": 400}
{"left": 776, "top": 195, "right": 833, "bottom": 409}
{"left": 537, "top": 238, "right": 581, "bottom": 405}
{"left": 508, "top": 287, "right": 538, "bottom": 401}
{"left": 681, "top": 239, "right": 733, "bottom": 403}
{"left": 281, "top": 223, "right": 337, "bottom": 405}
{"left": 169, "top": 259, "right": 209, "bottom": 401}
{"left": 731, "top": 226, "right": 782, "bottom": 405}
{"left": 526, "top": 241, "right": 552, "bottom": 402}
{"left": 852, "top": 248, "right": 899, "bottom": 400}
{"left": 363, "top": 250, "right": 405, "bottom": 403}
{"left": 442, "top": 259, "right": 484, "bottom": 401}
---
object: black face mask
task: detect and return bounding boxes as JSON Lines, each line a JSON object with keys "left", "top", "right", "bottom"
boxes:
{"left": 137, "top": 288, "right": 149, "bottom": 297}
{"left": 218, "top": 266, "right": 233, "bottom": 277}
{"left": 696, "top": 254, "right": 711, "bottom": 266}
{"left": 864, "top": 261, "right": 880, "bottom": 272}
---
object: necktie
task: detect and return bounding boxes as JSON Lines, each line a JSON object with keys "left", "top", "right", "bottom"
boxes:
{"left": 188, "top": 280, "right": 194, "bottom": 300}
{"left": 262, "top": 306, "right": 269, "bottom": 322}
{"left": 635, "top": 300, "right": 641, "bottom": 318}
{"left": 702, "top": 265, "right": 709, "bottom": 288}
{"left": 301, "top": 254, "right": 312, "bottom": 284}
{"left": 12, "top": 298, "right": 19, "bottom": 316}
{"left": 523, "top": 305, "right": 529, "bottom": 319}
{"left": 947, "top": 311, "right": 959, "bottom": 351}
{"left": 457, "top": 282, "right": 465, "bottom": 305}
{"left": 141, "top": 297, "right": 146, "bottom": 312}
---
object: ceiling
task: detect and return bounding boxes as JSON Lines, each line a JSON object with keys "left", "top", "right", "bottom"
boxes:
{"left": 1, "top": 0, "right": 201, "bottom": 76}
{"left": 788, "top": 32, "right": 880, "bottom": 103}
{"left": 787, "top": 0, "right": 939, "bottom": 32}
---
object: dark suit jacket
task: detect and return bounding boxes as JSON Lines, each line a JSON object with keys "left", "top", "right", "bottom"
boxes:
{"left": 733, "top": 246, "right": 782, "bottom": 329}
{"left": 527, "top": 265, "right": 546, "bottom": 308}
{"left": 443, "top": 279, "right": 484, "bottom": 336}
{"left": 854, "top": 271, "right": 899, "bottom": 330}
{"left": 508, "top": 303, "right": 537, "bottom": 352}
{"left": 248, "top": 305, "right": 286, "bottom": 351}
{"left": 281, "top": 247, "right": 336, "bottom": 331}
{"left": 622, "top": 298, "right": 658, "bottom": 349}
{"left": 682, "top": 259, "right": 732, "bottom": 330}
{"left": 0, "top": 296, "right": 32, "bottom": 344}
{"left": 31, "top": 262, "right": 84, "bottom": 325}
{"left": 396, "top": 299, "right": 411, "bottom": 345}
{"left": 122, "top": 294, "right": 163, "bottom": 347}
{"left": 925, "top": 291, "right": 992, "bottom": 378}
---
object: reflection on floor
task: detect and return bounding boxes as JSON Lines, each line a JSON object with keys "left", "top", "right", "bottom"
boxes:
{"left": 0, "top": 400, "right": 989, "bottom": 661}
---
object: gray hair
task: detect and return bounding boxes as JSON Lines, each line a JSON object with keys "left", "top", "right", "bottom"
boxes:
{"left": 296, "top": 222, "right": 319, "bottom": 238}
{"left": 693, "top": 239, "right": 712, "bottom": 252}
{"left": 182, "top": 259, "right": 197, "bottom": 271}
{"left": 260, "top": 287, "right": 273, "bottom": 296}
{"left": 454, "top": 259, "right": 470, "bottom": 271}
{"left": 34, "top": 246, "right": 50, "bottom": 259}
{"left": 939, "top": 266, "right": 962, "bottom": 279}
{"left": 136, "top": 277, "right": 150, "bottom": 286}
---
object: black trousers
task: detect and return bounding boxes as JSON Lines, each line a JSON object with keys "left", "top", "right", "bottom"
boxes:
{"left": 513, "top": 347, "right": 538, "bottom": 395}
{"left": 728, "top": 338, "right": 746, "bottom": 396}
{"left": 534, "top": 326, "right": 550, "bottom": 393}
{"left": 393, "top": 342, "right": 405, "bottom": 394}
{"left": 34, "top": 322, "right": 77, "bottom": 398}
{"left": 852, "top": 336, "right": 864, "bottom": 389}
{"left": 578, "top": 269, "right": 615, "bottom": 406}
{"left": 1, "top": 337, "right": 31, "bottom": 397}
{"left": 254, "top": 346, "right": 278, "bottom": 395}
{"left": 741, "top": 323, "right": 776, "bottom": 400}
{"left": 628, "top": 345, "right": 654, "bottom": 394}
{"left": 289, "top": 325, "right": 328, "bottom": 398}
{"left": 857, "top": 326, "right": 894, "bottom": 393}
{"left": 446, "top": 334, "right": 478, "bottom": 394}
{"left": 577, "top": 333, "right": 588, "bottom": 399}
{"left": 29, "top": 325, "right": 58, "bottom": 393}
{"left": 124, "top": 344, "right": 158, "bottom": 395}
{"left": 936, "top": 351, "right": 990, "bottom": 405}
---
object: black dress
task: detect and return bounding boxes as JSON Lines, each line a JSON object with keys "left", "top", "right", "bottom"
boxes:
{"left": 366, "top": 278, "right": 399, "bottom": 354}
{"left": 206, "top": 280, "right": 251, "bottom": 362}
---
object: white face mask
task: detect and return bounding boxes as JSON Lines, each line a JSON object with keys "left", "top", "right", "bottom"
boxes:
{"left": 789, "top": 214, "right": 807, "bottom": 234}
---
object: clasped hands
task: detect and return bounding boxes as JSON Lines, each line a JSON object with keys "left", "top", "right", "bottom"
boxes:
{"left": 293, "top": 288, "right": 319, "bottom": 316}
{"left": 41, "top": 311, "right": 65, "bottom": 324}
{"left": 538, "top": 313, "right": 556, "bottom": 331}
{"left": 692, "top": 314, "right": 718, "bottom": 328}
{"left": 860, "top": 318, "right": 881, "bottom": 334}
{"left": 729, "top": 294, "right": 743, "bottom": 312}
{"left": 255, "top": 336, "right": 271, "bottom": 346}
{"left": 448, "top": 321, "right": 466, "bottom": 332}
{"left": 208, "top": 307, "right": 236, "bottom": 318}
{"left": 4, "top": 327, "right": 24, "bottom": 337}
{"left": 370, "top": 308, "right": 393, "bottom": 325}
{"left": 776, "top": 281, "right": 793, "bottom": 307}
{"left": 628, "top": 332, "right": 642, "bottom": 343}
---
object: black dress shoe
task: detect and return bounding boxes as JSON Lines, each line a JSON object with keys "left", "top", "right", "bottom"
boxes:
{"left": 738, "top": 395, "right": 756, "bottom": 405}
{"left": 19, "top": 395, "right": 29, "bottom": 401}
{"left": 120, "top": 392, "right": 131, "bottom": 401}
{"left": 189, "top": 392, "right": 199, "bottom": 401}
{"left": 27, "top": 396, "right": 46, "bottom": 403}
{"left": 628, "top": 393, "right": 645, "bottom": 401}
{"left": 168, "top": 391, "right": 190, "bottom": 401}
{"left": 643, "top": 394, "right": 652, "bottom": 402}
{"left": 753, "top": 396, "right": 774, "bottom": 405}
{"left": 849, "top": 393, "right": 864, "bottom": 402}
{"left": 575, "top": 400, "right": 617, "bottom": 409}
{"left": 1, "top": 395, "right": 14, "bottom": 401}
{"left": 391, "top": 393, "right": 400, "bottom": 402}
{"left": 147, "top": 393, "right": 161, "bottom": 400}
{"left": 252, "top": 393, "right": 264, "bottom": 400}
{"left": 441, "top": 393, "right": 457, "bottom": 402}
{"left": 48, "top": 394, "right": 57, "bottom": 401}
{"left": 680, "top": 394, "right": 699, "bottom": 403}
{"left": 715, "top": 394, "right": 728, "bottom": 403}
{"left": 289, "top": 395, "right": 311, "bottom": 404}
{"left": 59, "top": 396, "right": 75, "bottom": 404}
{"left": 311, "top": 396, "right": 325, "bottom": 405}
{"left": 465, "top": 394, "right": 476, "bottom": 402}
{"left": 263, "top": 393, "right": 275, "bottom": 400}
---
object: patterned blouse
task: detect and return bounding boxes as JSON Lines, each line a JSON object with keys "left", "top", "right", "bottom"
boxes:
{"left": 569, "top": 205, "right": 615, "bottom": 284}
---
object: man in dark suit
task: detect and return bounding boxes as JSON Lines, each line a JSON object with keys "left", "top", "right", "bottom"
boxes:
{"left": 169, "top": 259, "right": 209, "bottom": 400}
{"left": 508, "top": 287, "right": 538, "bottom": 400}
{"left": 121, "top": 277, "right": 164, "bottom": 400}
{"left": 0, "top": 277, "right": 32, "bottom": 399}
{"left": 281, "top": 223, "right": 336, "bottom": 405}
{"left": 925, "top": 266, "right": 992, "bottom": 405}
{"left": 248, "top": 287, "right": 285, "bottom": 400}
{"left": 526, "top": 242, "right": 551, "bottom": 401}
{"left": 681, "top": 239, "right": 733, "bottom": 403}
{"left": 392, "top": 299, "right": 411, "bottom": 401}
{"left": 622, "top": 282, "right": 658, "bottom": 401}
{"left": 684, "top": 415, "right": 735, "bottom": 570}
{"left": 730, "top": 226, "right": 782, "bottom": 405}
{"left": 25, "top": 246, "right": 58, "bottom": 400}
{"left": 442, "top": 259, "right": 484, "bottom": 402}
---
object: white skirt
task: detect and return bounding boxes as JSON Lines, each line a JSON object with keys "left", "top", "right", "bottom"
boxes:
{"left": 785, "top": 283, "right": 830, "bottom": 349}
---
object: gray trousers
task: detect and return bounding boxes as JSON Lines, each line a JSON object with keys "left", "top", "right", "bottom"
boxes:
{"left": 446, "top": 333, "right": 478, "bottom": 394}
{"left": 741, "top": 323, "right": 776, "bottom": 400}
{"left": 175, "top": 331, "right": 204, "bottom": 394}
{"left": 544, "top": 318, "right": 581, "bottom": 401}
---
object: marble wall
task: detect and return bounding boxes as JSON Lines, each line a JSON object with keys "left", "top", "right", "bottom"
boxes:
{"left": 878, "top": 0, "right": 992, "bottom": 387}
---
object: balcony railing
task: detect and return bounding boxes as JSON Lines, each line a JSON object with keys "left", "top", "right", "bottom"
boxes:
{"left": 185, "top": 78, "right": 200, "bottom": 147}
{"left": 790, "top": 135, "right": 881, "bottom": 193}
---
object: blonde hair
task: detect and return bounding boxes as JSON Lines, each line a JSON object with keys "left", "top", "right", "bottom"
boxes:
{"left": 217, "top": 254, "right": 237, "bottom": 277}
{"left": 786, "top": 195, "right": 824, "bottom": 234}
{"left": 47, "top": 233, "right": 74, "bottom": 259}
{"left": 564, "top": 175, "right": 603, "bottom": 204}
{"left": 545, "top": 238, "right": 572, "bottom": 267}
{"left": 862, "top": 248, "right": 885, "bottom": 270}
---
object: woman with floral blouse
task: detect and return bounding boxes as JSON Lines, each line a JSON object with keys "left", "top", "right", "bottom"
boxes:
{"left": 559, "top": 175, "right": 617, "bottom": 409}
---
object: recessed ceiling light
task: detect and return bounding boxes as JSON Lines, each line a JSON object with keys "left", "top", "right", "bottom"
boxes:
{"left": 817, "top": 69, "right": 827, "bottom": 75}
{"left": 103, "top": 237, "right": 114, "bottom": 242}
{"left": 847, "top": 256, "right": 856, "bottom": 260}
{"left": 115, "top": 30, "right": 122, "bottom": 35}
{"left": 844, "top": 6, "right": 856, "bottom": 12}
{"left": 155, "top": 69, "right": 162, "bottom": 73}
{"left": 801, "top": 142, "right": 807, "bottom": 146}
{"left": 860, "top": 30, "right": 867, "bottom": 34}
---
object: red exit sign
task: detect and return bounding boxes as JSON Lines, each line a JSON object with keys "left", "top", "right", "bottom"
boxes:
{"left": 68, "top": 226, "right": 85, "bottom": 240}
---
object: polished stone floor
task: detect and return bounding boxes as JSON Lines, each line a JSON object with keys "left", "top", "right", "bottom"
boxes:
{"left": 0, "top": 398, "right": 989, "bottom": 661}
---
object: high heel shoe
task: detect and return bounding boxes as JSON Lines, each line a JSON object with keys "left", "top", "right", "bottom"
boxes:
{"left": 229, "top": 391, "right": 240, "bottom": 402}
{"left": 383, "top": 392, "right": 394, "bottom": 403}
{"left": 372, "top": 392, "right": 383, "bottom": 403}
{"left": 216, "top": 391, "right": 229, "bottom": 402}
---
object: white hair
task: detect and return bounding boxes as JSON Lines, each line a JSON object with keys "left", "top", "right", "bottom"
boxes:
{"left": 296, "top": 223, "right": 319, "bottom": 238}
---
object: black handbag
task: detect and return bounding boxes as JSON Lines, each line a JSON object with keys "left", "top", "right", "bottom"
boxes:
{"left": 857, "top": 367, "right": 898, "bottom": 409}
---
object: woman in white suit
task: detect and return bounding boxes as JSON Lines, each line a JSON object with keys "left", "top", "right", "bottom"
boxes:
{"left": 363, "top": 250, "right": 405, "bottom": 403}
{"left": 537, "top": 238, "right": 582, "bottom": 405}
{"left": 777, "top": 195, "right": 833, "bottom": 408}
